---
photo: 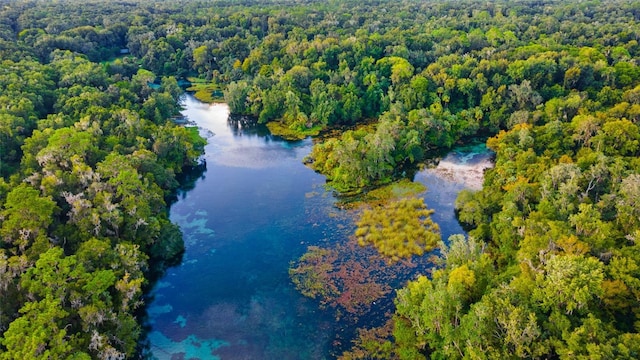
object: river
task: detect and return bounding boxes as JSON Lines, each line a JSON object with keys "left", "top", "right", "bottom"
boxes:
{"left": 143, "top": 94, "right": 493, "bottom": 359}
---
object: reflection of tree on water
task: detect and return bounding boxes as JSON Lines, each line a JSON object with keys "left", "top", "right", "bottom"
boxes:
{"left": 168, "top": 160, "right": 207, "bottom": 203}
{"left": 228, "top": 114, "right": 271, "bottom": 137}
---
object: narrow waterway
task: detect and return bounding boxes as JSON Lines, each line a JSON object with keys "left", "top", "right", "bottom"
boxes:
{"left": 143, "top": 95, "right": 493, "bottom": 359}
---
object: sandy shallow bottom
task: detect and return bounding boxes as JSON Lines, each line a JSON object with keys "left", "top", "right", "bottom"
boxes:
{"left": 429, "top": 158, "right": 494, "bottom": 190}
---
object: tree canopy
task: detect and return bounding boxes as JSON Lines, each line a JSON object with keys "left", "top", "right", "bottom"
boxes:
{"left": 3, "top": 0, "right": 640, "bottom": 358}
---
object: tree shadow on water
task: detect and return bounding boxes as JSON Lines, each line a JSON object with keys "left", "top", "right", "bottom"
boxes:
{"left": 228, "top": 114, "right": 271, "bottom": 137}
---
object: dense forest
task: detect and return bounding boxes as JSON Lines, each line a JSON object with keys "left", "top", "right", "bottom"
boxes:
{"left": 2, "top": 0, "right": 640, "bottom": 358}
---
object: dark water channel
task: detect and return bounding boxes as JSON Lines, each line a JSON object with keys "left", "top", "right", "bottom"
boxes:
{"left": 143, "top": 94, "right": 493, "bottom": 359}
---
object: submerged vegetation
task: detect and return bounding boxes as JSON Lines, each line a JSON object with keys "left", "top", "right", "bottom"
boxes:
{"left": 289, "top": 243, "right": 391, "bottom": 317}
{"left": 288, "top": 241, "right": 417, "bottom": 322}
{"left": 2, "top": 0, "right": 640, "bottom": 358}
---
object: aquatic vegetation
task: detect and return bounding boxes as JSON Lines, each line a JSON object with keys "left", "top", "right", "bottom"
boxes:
{"left": 289, "top": 242, "right": 404, "bottom": 318}
{"left": 335, "top": 179, "right": 427, "bottom": 210}
{"left": 355, "top": 198, "right": 441, "bottom": 262}
{"left": 186, "top": 78, "right": 224, "bottom": 103}
{"left": 364, "top": 180, "right": 427, "bottom": 204}
{"left": 266, "top": 121, "right": 323, "bottom": 140}
{"left": 333, "top": 260, "right": 389, "bottom": 315}
{"left": 289, "top": 246, "right": 340, "bottom": 302}
{"left": 338, "top": 319, "right": 395, "bottom": 360}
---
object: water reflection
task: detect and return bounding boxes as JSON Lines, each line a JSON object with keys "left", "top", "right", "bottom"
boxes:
{"left": 180, "top": 97, "right": 309, "bottom": 170}
{"left": 227, "top": 114, "right": 270, "bottom": 137}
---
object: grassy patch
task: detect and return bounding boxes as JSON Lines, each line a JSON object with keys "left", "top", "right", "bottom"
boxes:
{"left": 266, "top": 121, "right": 323, "bottom": 140}
{"left": 186, "top": 77, "right": 224, "bottom": 103}
{"left": 355, "top": 197, "right": 440, "bottom": 262}
{"left": 336, "top": 179, "right": 427, "bottom": 209}
{"left": 366, "top": 179, "right": 427, "bottom": 202}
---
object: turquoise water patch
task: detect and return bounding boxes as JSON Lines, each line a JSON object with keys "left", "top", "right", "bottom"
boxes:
{"left": 449, "top": 142, "right": 494, "bottom": 165}
{"left": 174, "top": 315, "right": 187, "bottom": 328}
{"left": 147, "top": 304, "right": 173, "bottom": 317}
{"left": 184, "top": 217, "right": 216, "bottom": 235}
{"left": 147, "top": 331, "right": 227, "bottom": 360}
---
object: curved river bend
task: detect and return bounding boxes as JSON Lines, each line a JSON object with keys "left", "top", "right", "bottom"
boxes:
{"left": 143, "top": 95, "right": 492, "bottom": 359}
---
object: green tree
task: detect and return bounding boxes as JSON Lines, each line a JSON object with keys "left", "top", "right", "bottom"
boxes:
{"left": 592, "top": 119, "right": 640, "bottom": 156}
{"left": 533, "top": 254, "right": 604, "bottom": 314}
{"left": 0, "top": 185, "right": 56, "bottom": 258}
{"left": 225, "top": 80, "right": 251, "bottom": 114}
{"left": 0, "top": 297, "right": 82, "bottom": 360}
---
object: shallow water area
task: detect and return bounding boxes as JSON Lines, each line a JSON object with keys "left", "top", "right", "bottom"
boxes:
{"left": 413, "top": 143, "right": 493, "bottom": 242}
{"left": 424, "top": 142, "right": 494, "bottom": 190}
{"left": 143, "top": 95, "right": 494, "bottom": 359}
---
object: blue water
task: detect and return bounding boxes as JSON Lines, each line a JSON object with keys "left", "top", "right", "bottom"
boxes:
{"left": 143, "top": 95, "right": 492, "bottom": 359}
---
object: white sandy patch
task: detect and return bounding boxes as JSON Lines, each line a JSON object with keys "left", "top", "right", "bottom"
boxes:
{"left": 428, "top": 156, "right": 494, "bottom": 190}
